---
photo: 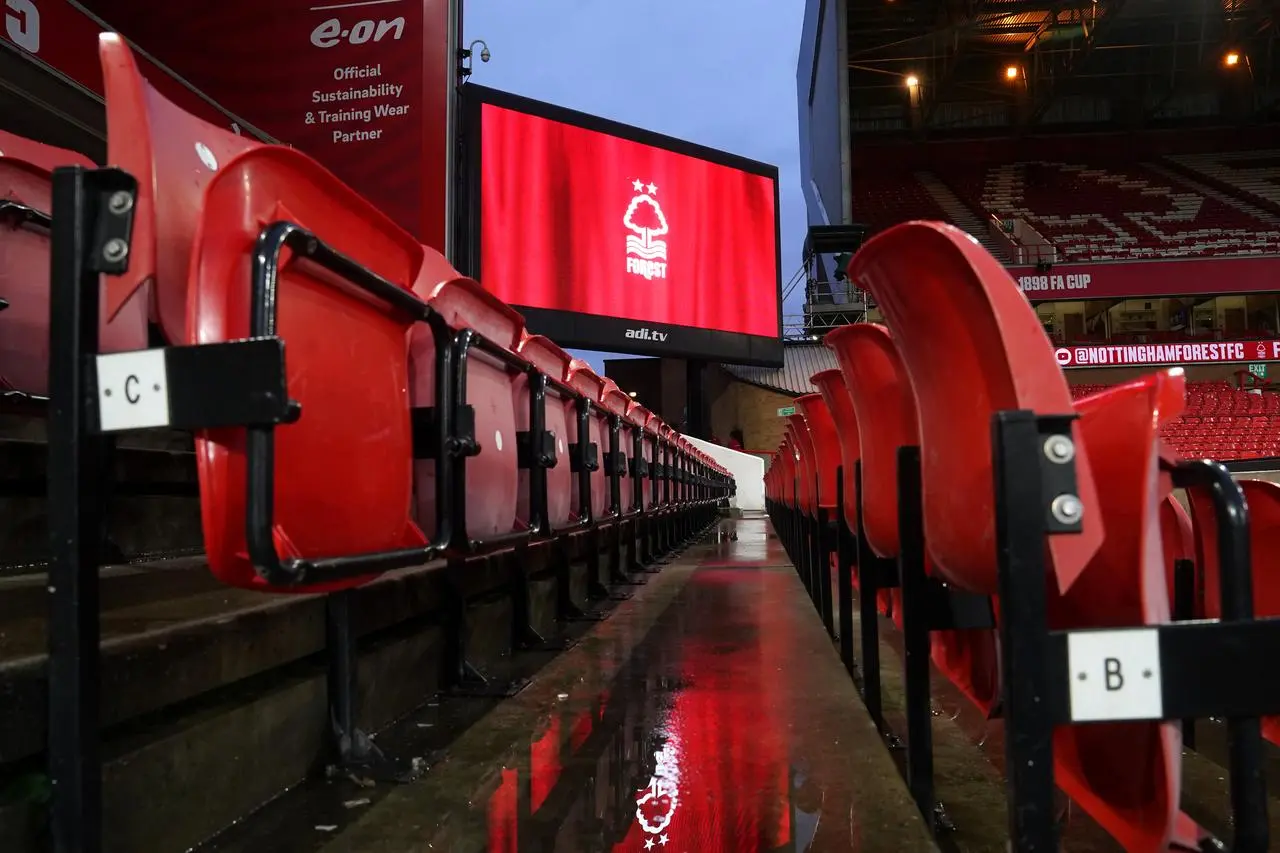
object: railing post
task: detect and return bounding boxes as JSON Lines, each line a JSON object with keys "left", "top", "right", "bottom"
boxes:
{"left": 46, "top": 166, "right": 138, "bottom": 853}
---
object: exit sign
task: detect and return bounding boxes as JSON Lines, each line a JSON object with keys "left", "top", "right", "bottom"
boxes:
{"left": 1249, "top": 363, "right": 1268, "bottom": 379}
{"left": 777, "top": 406, "right": 796, "bottom": 417}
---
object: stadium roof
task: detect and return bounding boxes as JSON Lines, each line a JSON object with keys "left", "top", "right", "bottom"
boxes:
{"left": 846, "top": 0, "right": 1280, "bottom": 134}
{"left": 722, "top": 343, "right": 837, "bottom": 396}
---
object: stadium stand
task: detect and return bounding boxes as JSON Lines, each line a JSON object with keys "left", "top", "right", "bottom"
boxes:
{"left": 852, "top": 158, "right": 1280, "bottom": 262}
{"left": 768, "top": 220, "right": 1280, "bottom": 852}
{"left": 12, "top": 20, "right": 1280, "bottom": 853}
{"left": 1074, "top": 380, "right": 1280, "bottom": 460}
{"left": 727, "top": 344, "right": 1280, "bottom": 463}
{"left": 1167, "top": 150, "right": 1280, "bottom": 217}
{"left": 965, "top": 161, "right": 1280, "bottom": 262}
{"left": 3, "top": 33, "right": 732, "bottom": 851}
{"left": 849, "top": 171, "right": 951, "bottom": 234}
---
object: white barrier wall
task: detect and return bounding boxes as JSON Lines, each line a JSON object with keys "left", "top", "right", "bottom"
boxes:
{"left": 684, "top": 435, "right": 766, "bottom": 512}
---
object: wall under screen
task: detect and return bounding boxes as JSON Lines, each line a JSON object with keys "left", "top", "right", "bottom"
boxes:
{"left": 455, "top": 84, "right": 784, "bottom": 368}
{"left": 518, "top": 307, "right": 784, "bottom": 367}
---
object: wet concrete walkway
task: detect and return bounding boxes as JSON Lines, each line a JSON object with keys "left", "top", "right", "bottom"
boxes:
{"left": 229, "top": 516, "right": 936, "bottom": 853}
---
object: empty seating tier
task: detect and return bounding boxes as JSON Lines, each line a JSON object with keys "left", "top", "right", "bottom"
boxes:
{"left": 853, "top": 156, "right": 1280, "bottom": 262}
{"left": 851, "top": 172, "right": 951, "bottom": 234}
{"left": 1167, "top": 150, "right": 1280, "bottom": 218}
{"left": 1073, "top": 380, "right": 1280, "bottom": 460}
{"left": 5, "top": 32, "right": 735, "bottom": 853}
{"left": 767, "top": 219, "right": 1280, "bottom": 852}
{"left": 971, "top": 161, "right": 1279, "bottom": 262}
{"left": 13, "top": 26, "right": 1280, "bottom": 853}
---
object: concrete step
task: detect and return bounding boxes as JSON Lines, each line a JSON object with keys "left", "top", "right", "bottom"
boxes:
{"left": 0, "top": 529, "right": 618, "bottom": 853}
{"left": 0, "top": 405, "right": 710, "bottom": 853}
{"left": 914, "top": 171, "right": 1005, "bottom": 257}
{"left": 0, "top": 418, "right": 202, "bottom": 569}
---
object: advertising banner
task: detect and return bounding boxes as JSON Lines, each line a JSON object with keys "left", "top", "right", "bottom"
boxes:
{"left": 1011, "top": 255, "right": 1280, "bottom": 301}
{"left": 465, "top": 87, "right": 782, "bottom": 365}
{"left": 2, "top": 0, "right": 450, "bottom": 246}
{"left": 1056, "top": 339, "right": 1280, "bottom": 368}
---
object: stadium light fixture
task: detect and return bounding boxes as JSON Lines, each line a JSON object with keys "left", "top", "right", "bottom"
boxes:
{"left": 1225, "top": 51, "right": 1240, "bottom": 67}
{"left": 905, "top": 74, "right": 920, "bottom": 88}
{"left": 1005, "top": 65, "right": 1020, "bottom": 80}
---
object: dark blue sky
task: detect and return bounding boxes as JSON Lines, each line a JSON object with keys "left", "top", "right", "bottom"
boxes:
{"left": 463, "top": 0, "right": 806, "bottom": 372}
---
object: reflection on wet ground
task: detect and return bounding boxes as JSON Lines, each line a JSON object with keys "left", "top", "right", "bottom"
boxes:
{"left": 207, "top": 517, "right": 935, "bottom": 853}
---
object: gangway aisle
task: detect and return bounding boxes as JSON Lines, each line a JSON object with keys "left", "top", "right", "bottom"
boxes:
{"left": 203, "top": 517, "right": 938, "bottom": 853}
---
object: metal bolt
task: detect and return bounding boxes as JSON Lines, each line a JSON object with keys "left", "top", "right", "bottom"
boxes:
{"left": 1043, "top": 434, "right": 1075, "bottom": 464}
{"left": 107, "top": 191, "right": 134, "bottom": 214}
{"left": 102, "top": 238, "right": 129, "bottom": 263}
{"left": 1050, "top": 493, "right": 1083, "bottom": 525}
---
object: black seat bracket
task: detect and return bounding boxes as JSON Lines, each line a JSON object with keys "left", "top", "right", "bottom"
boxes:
{"left": 517, "top": 428, "right": 557, "bottom": 469}
{"left": 570, "top": 441, "right": 599, "bottom": 472}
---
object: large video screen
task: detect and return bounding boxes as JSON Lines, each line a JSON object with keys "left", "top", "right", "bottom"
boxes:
{"left": 458, "top": 86, "right": 783, "bottom": 366}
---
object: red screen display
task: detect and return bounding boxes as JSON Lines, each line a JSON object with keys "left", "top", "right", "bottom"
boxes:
{"left": 478, "top": 102, "right": 780, "bottom": 339}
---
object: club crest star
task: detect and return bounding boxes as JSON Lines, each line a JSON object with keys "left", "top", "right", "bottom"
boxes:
{"left": 632, "top": 179, "right": 644, "bottom": 192}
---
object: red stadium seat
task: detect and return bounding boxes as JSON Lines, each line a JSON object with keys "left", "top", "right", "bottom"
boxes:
{"left": 795, "top": 393, "right": 842, "bottom": 623}
{"left": 672, "top": 435, "right": 689, "bottom": 509}
{"left": 100, "top": 33, "right": 261, "bottom": 344}
{"left": 568, "top": 360, "right": 610, "bottom": 522}
{"left": 785, "top": 415, "right": 816, "bottom": 519}
{"left": 795, "top": 394, "right": 839, "bottom": 513}
{"left": 102, "top": 33, "right": 434, "bottom": 591}
{"left": 690, "top": 442, "right": 703, "bottom": 490}
{"left": 660, "top": 424, "right": 680, "bottom": 512}
{"left": 827, "top": 321, "right": 999, "bottom": 713}
{"left": 600, "top": 379, "right": 634, "bottom": 515}
{"left": 849, "top": 219, "right": 1205, "bottom": 848}
{"left": 405, "top": 250, "right": 460, "bottom": 542}
{"left": 516, "top": 334, "right": 575, "bottom": 530}
{"left": 0, "top": 129, "right": 145, "bottom": 395}
{"left": 1187, "top": 477, "right": 1280, "bottom": 748}
{"left": 1049, "top": 370, "right": 1203, "bottom": 852}
{"left": 777, "top": 435, "right": 796, "bottom": 507}
{"left": 643, "top": 416, "right": 664, "bottom": 512}
{"left": 849, "top": 220, "right": 1103, "bottom": 596}
{"left": 826, "top": 323, "right": 913, "bottom": 562}
{"left": 416, "top": 276, "right": 528, "bottom": 548}
{"left": 190, "top": 159, "right": 429, "bottom": 591}
{"left": 0, "top": 130, "right": 94, "bottom": 175}
{"left": 811, "top": 368, "right": 860, "bottom": 532}
{"left": 627, "top": 402, "right": 656, "bottom": 511}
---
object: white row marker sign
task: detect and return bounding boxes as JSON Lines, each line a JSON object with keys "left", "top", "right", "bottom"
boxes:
{"left": 95, "top": 349, "right": 171, "bottom": 432}
{"left": 1067, "top": 628, "right": 1163, "bottom": 722}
